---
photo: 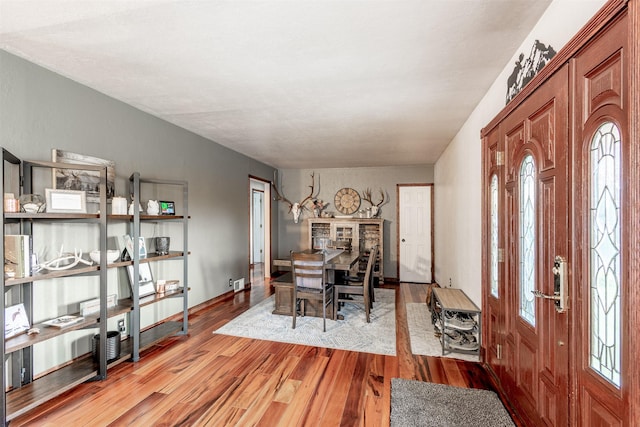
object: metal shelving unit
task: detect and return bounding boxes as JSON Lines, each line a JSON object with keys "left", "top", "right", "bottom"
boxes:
{"left": 0, "top": 154, "right": 190, "bottom": 425}
{"left": 128, "top": 172, "right": 189, "bottom": 362}
{"left": 1, "top": 150, "right": 108, "bottom": 424}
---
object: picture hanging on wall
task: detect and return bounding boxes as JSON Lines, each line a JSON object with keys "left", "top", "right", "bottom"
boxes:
{"left": 51, "top": 149, "right": 115, "bottom": 202}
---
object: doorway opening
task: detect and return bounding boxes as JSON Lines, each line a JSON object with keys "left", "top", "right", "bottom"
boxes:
{"left": 249, "top": 176, "right": 271, "bottom": 280}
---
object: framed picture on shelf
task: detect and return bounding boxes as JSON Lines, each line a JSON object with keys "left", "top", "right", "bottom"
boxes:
{"left": 45, "top": 188, "right": 87, "bottom": 213}
{"left": 122, "top": 234, "right": 147, "bottom": 259}
{"left": 159, "top": 201, "right": 175, "bottom": 215}
{"left": 5, "top": 303, "right": 30, "bottom": 339}
{"left": 126, "top": 263, "right": 156, "bottom": 297}
{"left": 51, "top": 149, "right": 115, "bottom": 202}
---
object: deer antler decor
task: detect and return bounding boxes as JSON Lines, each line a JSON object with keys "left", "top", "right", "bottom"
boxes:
{"left": 362, "top": 188, "right": 387, "bottom": 217}
{"left": 272, "top": 172, "right": 318, "bottom": 223}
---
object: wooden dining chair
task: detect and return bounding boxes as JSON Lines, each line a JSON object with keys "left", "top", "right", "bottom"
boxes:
{"left": 333, "top": 246, "right": 377, "bottom": 322}
{"left": 291, "top": 251, "right": 333, "bottom": 332}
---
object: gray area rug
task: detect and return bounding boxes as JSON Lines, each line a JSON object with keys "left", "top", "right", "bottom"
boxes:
{"left": 405, "top": 302, "right": 479, "bottom": 362}
{"left": 390, "top": 379, "right": 515, "bottom": 427}
{"left": 213, "top": 288, "right": 396, "bottom": 355}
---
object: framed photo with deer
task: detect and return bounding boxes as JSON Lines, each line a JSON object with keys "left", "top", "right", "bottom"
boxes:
{"left": 52, "top": 149, "right": 116, "bottom": 203}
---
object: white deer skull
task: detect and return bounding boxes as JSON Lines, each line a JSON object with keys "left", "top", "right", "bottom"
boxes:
{"left": 362, "top": 188, "right": 387, "bottom": 217}
{"left": 272, "top": 173, "right": 318, "bottom": 223}
{"left": 291, "top": 203, "right": 302, "bottom": 223}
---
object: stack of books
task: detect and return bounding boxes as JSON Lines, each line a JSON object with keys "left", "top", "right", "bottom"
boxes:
{"left": 4, "top": 235, "right": 32, "bottom": 279}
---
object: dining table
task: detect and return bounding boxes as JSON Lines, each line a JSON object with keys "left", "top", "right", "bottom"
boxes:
{"left": 271, "top": 249, "right": 360, "bottom": 319}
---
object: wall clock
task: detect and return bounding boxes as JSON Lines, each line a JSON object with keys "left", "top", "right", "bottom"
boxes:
{"left": 334, "top": 187, "right": 361, "bottom": 215}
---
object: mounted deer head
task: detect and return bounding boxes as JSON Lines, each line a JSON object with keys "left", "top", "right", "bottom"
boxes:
{"left": 272, "top": 172, "right": 318, "bottom": 223}
{"left": 362, "top": 188, "right": 387, "bottom": 217}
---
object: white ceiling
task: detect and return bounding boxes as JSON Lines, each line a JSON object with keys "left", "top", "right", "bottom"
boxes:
{"left": 0, "top": 0, "right": 551, "bottom": 169}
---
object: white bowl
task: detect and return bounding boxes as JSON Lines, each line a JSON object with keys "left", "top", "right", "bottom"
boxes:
{"left": 90, "top": 250, "right": 120, "bottom": 264}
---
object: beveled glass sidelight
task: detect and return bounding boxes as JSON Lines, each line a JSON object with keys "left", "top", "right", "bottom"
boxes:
{"left": 490, "top": 174, "right": 499, "bottom": 298}
{"left": 519, "top": 155, "right": 536, "bottom": 326}
{"left": 589, "top": 121, "right": 621, "bottom": 387}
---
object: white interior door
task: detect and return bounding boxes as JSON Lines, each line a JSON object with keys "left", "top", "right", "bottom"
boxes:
{"left": 398, "top": 185, "right": 433, "bottom": 283}
{"left": 251, "top": 189, "right": 264, "bottom": 264}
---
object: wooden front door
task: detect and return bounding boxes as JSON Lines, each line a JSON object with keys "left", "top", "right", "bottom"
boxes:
{"left": 501, "top": 65, "right": 570, "bottom": 425}
{"left": 572, "top": 12, "right": 628, "bottom": 426}
{"left": 482, "top": 3, "right": 637, "bottom": 424}
{"left": 482, "top": 125, "right": 506, "bottom": 385}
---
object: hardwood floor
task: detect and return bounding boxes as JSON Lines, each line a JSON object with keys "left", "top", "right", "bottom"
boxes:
{"left": 10, "top": 268, "right": 520, "bottom": 426}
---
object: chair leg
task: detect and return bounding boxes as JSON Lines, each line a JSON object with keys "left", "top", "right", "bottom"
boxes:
{"left": 292, "top": 290, "right": 297, "bottom": 330}
{"left": 364, "top": 291, "right": 370, "bottom": 323}
{"left": 322, "top": 290, "right": 327, "bottom": 332}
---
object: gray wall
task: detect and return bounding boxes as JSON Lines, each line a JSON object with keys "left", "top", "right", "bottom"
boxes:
{"left": 0, "top": 50, "right": 279, "bottom": 309}
{"left": 1, "top": 48, "right": 433, "bottom": 300}
{"left": 275, "top": 166, "right": 434, "bottom": 279}
{"left": 0, "top": 50, "right": 432, "bottom": 372}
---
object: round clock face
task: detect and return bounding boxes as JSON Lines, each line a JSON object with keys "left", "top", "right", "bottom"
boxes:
{"left": 334, "top": 188, "right": 361, "bottom": 215}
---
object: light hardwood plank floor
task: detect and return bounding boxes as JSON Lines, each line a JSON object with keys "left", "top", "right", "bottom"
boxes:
{"left": 10, "top": 266, "right": 521, "bottom": 426}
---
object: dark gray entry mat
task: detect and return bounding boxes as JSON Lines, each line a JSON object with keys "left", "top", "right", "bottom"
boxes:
{"left": 390, "top": 378, "right": 515, "bottom": 427}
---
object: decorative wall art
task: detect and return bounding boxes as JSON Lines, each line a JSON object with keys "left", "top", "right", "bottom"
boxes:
{"left": 334, "top": 187, "right": 361, "bottom": 215}
{"left": 272, "top": 172, "right": 318, "bottom": 223}
{"left": 52, "top": 149, "right": 115, "bottom": 202}
{"left": 361, "top": 188, "right": 387, "bottom": 217}
{"left": 505, "top": 39, "right": 556, "bottom": 104}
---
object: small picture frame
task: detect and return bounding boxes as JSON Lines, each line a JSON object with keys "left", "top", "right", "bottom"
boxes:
{"left": 5, "top": 303, "right": 30, "bottom": 338}
{"left": 123, "top": 234, "right": 146, "bottom": 259}
{"left": 159, "top": 201, "right": 175, "bottom": 215}
{"left": 45, "top": 188, "right": 87, "bottom": 213}
{"left": 126, "top": 263, "right": 156, "bottom": 297}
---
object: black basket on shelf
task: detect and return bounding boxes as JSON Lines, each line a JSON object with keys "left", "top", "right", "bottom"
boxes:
{"left": 92, "top": 331, "right": 121, "bottom": 363}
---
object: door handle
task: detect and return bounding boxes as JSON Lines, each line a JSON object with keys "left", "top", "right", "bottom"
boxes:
{"left": 531, "top": 290, "right": 561, "bottom": 300}
{"left": 532, "top": 255, "right": 567, "bottom": 313}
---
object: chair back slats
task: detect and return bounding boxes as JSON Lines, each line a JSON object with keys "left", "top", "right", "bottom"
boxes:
{"left": 292, "top": 253, "right": 325, "bottom": 290}
{"left": 362, "top": 246, "right": 377, "bottom": 289}
{"left": 290, "top": 251, "right": 332, "bottom": 332}
{"left": 333, "top": 245, "right": 377, "bottom": 323}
